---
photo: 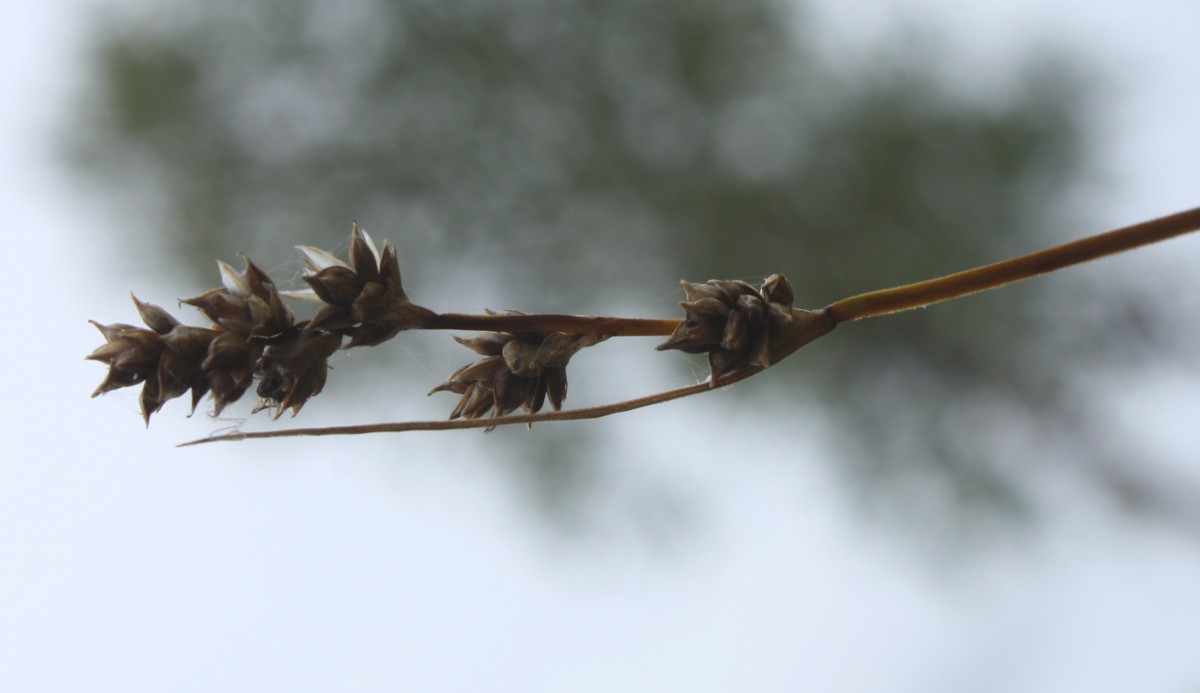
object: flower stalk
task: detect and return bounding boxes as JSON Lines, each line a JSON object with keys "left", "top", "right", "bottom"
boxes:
{"left": 425, "top": 312, "right": 679, "bottom": 338}
{"left": 825, "top": 206, "right": 1200, "bottom": 323}
{"left": 84, "top": 207, "right": 1200, "bottom": 445}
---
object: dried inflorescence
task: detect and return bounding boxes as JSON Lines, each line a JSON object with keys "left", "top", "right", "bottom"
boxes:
{"left": 86, "top": 207, "right": 1200, "bottom": 444}
{"left": 294, "top": 225, "right": 435, "bottom": 346}
{"left": 88, "top": 225, "right": 435, "bottom": 424}
{"left": 89, "top": 295, "right": 231, "bottom": 424}
{"left": 89, "top": 222, "right": 797, "bottom": 433}
{"left": 429, "top": 318, "right": 603, "bottom": 429}
{"left": 181, "top": 256, "right": 296, "bottom": 412}
{"left": 252, "top": 330, "right": 343, "bottom": 418}
{"left": 657, "top": 274, "right": 797, "bottom": 381}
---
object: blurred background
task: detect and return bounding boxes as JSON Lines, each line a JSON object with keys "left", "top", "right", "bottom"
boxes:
{"left": 3, "top": 0, "right": 1199, "bottom": 690}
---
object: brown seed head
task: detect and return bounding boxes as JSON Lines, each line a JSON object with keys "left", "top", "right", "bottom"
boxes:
{"left": 158, "top": 325, "right": 220, "bottom": 413}
{"left": 202, "top": 330, "right": 263, "bottom": 415}
{"left": 182, "top": 257, "right": 294, "bottom": 337}
{"left": 253, "top": 330, "right": 343, "bottom": 418}
{"left": 88, "top": 295, "right": 221, "bottom": 424}
{"left": 657, "top": 274, "right": 797, "bottom": 382}
{"left": 299, "top": 224, "right": 433, "bottom": 346}
{"left": 429, "top": 323, "right": 602, "bottom": 428}
{"left": 87, "top": 321, "right": 164, "bottom": 397}
{"left": 305, "top": 265, "right": 360, "bottom": 307}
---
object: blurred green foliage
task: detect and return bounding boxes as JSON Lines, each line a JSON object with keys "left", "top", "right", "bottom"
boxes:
{"left": 71, "top": 0, "right": 1183, "bottom": 538}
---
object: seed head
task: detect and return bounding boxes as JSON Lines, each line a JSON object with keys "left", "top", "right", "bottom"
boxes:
{"left": 158, "top": 325, "right": 220, "bottom": 412}
{"left": 182, "top": 256, "right": 294, "bottom": 337}
{"left": 658, "top": 274, "right": 796, "bottom": 382}
{"left": 429, "top": 321, "right": 600, "bottom": 428}
{"left": 88, "top": 295, "right": 220, "bottom": 424}
{"left": 298, "top": 224, "right": 433, "bottom": 346}
{"left": 202, "top": 330, "right": 263, "bottom": 415}
{"left": 87, "top": 320, "right": 164, "bottom": 397}
{"left": 253, "top": 330, "right": 343, "bottom": 418}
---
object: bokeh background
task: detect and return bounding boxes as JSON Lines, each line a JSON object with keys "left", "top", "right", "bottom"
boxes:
{"left": 3, "top": 0, "right": 1199, "bottom": 690}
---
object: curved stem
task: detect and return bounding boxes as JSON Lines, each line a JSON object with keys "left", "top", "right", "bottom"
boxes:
{"left": 825, "top": 206, "right": 1200, "bottom": 323}
{"left": 179, "top": 368, "right": 759, "bottom": 447}
{"left": 426, "top": 312, "right": 680, "bottom": 337}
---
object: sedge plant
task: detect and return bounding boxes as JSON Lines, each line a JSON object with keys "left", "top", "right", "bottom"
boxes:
{"left": 84, "top": 206, "right": 1200, "bottom": 446}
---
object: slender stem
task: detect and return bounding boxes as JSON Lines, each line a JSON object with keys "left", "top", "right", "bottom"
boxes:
{"left": 179, "top": 368, "right": 758, "bottom": 447}
{"left": 825, "top": 206, "right": 1200, "bottom": 323}
{"left": 427, "top": 312, "right": 679, "bottom": 337}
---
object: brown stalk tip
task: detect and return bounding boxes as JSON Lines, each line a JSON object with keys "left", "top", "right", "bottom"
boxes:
{"left": 657, "top": 274, "right": 798, "bottom": 382}
{"left": 429, "top": 316, "right": 603, "bottom": 429}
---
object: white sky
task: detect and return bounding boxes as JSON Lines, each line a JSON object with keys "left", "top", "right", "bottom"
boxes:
{"left": 2, "top": 1, "right": 1198, "bottom": 691}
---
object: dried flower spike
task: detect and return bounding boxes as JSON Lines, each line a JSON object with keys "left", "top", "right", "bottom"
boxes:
{"left": 252, "top": 330, "right": 343, "bottom": 418}
{"left": 297, "top": 224, "right": 435, "bottom": 347}
{"left": 429, "top": 318, "right": 602, "bottom": 429}
{"left": 202, "top": 329, "right": 262, "bottom": 415}
{"left": 182, "top": 256, "right": 294, "bottom": 337}
{"left": 87, "top": 295, "right": 219, "bottom": 424}
{"left": 180, "top": 255, "right": 303, "bottom": 415}
{"left": 657, "top": 274, "right": 797, "bottom": 382}
{"left": 89, "top": 225, "right": 440, "bottom": 425}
